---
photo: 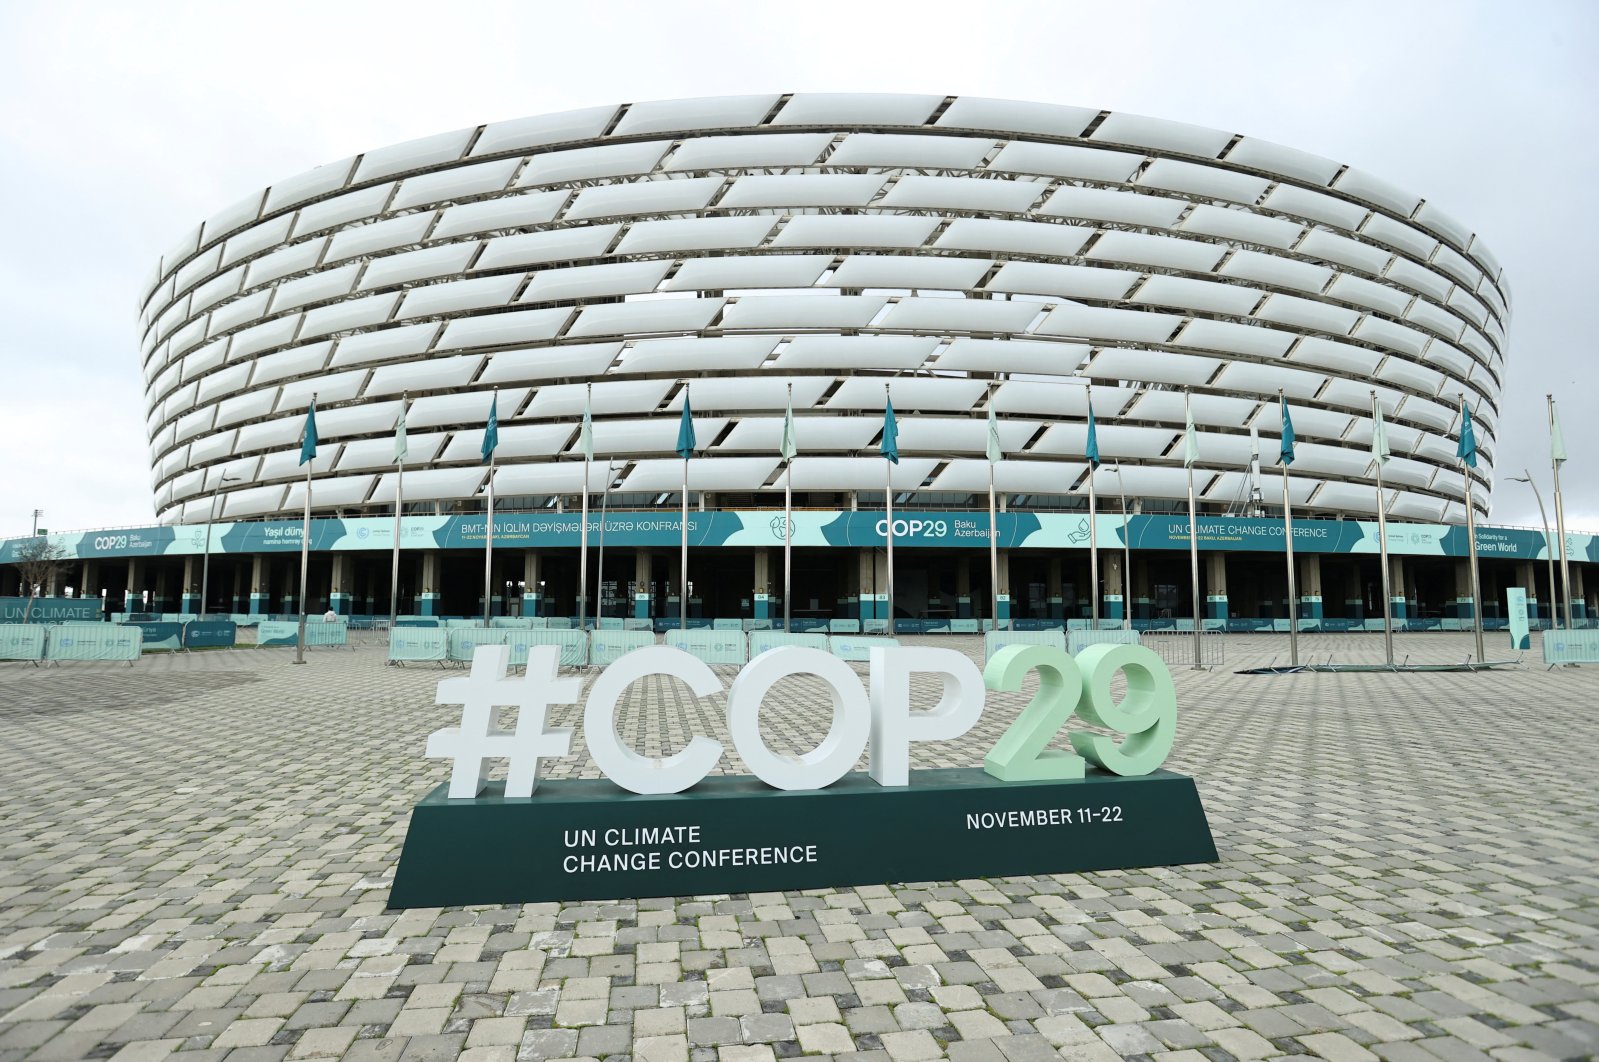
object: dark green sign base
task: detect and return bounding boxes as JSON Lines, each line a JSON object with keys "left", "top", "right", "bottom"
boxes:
{"left": 387, "top": 768, "right": 1216, "bottom": 909}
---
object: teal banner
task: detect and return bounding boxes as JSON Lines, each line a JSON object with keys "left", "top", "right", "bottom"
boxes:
{"left": 257, "top": 621, "right": 300, "bottom": 647}
{"left": 123, "top": 621, "right": 182, "bottom": 651}
{"left": 0, "top": 597, "right": 101, "bottom": 623}
{"left": 1506, "top": 589, "right": 1530, "bottom": 651}
{"left": 7, "top": 511, "right": 1596, "bottom": 563}
{"left": 45, "top": 624, "right": 141, "bottom": 662}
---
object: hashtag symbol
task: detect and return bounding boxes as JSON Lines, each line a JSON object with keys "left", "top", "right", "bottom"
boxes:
{"left": 425, "top": 644, "right": 576, "bottom": 798}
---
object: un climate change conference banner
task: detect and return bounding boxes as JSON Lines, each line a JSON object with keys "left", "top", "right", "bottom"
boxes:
{"left": 5, "top": 512, "right": 1595, "bottom": 563}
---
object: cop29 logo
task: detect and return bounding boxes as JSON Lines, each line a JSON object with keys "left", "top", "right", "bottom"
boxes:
{"left": 426, "top": 642, "right": 1178, "bottom": 799}
{"left": 874, "top": 518, "right": 949, "bottom": 539}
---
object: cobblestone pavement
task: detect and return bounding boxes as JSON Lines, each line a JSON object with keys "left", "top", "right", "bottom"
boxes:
{"left": 1, "top": 634, "right": 1596, "bottom": 1062}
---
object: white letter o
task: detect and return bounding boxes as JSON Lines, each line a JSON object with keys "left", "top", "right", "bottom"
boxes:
{"left": 727, "top": 647, "right": 870, "bottom": 791}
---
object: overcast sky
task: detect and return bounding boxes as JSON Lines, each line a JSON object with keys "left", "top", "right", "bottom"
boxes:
{"left": 1, "top": 0, "right": 1593, "bottom": 538}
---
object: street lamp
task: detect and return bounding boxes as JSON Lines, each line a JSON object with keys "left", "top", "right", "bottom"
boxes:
{"left": 1508, "top": 470, "right": 1560, "bottom": 630}
{"left": 199, "top": 473, "right": 243, "bottom": 618}
{"left": 1110, "top": 465, "right": 1133, "bottom": 631}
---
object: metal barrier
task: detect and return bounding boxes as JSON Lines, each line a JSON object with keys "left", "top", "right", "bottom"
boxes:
{"left": 390, "top": 627, "right": 449, "bottom": 664}
{"left": 0, "top": 624, "right": 46, "bottom": 662}
{"left": 1143, "top": 629, "right": 1226, "bottom": 668}
{"left": 983, "top": 629, "right": 1067, "bottom": 660}
{"left": 505, "top": 629, "right": 588, "bottom": 667}
{"left": 829, "top": 635, "right": 900, "bottom": 661}
{"left": 589, "top": 630, "right": 656, "bottom": 665}
{"left": 1067, "top": 629, "right": 1141, "bottom": 655}
{"left": 46, "top": 624, "right": 142, "bottom": 665}
{"left": 1543, "top": 630, "right": 1599, "bottom": 667}
{"left": 828, "top": 619, "right": 862, "bottom": 634}
{"left": 749, "top": 630, "right": 829, "bottom": 655}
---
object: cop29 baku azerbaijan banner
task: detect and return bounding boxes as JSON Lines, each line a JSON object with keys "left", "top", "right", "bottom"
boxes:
{"left": 8, "top": 511, "right": 1595, "bottom": 564}
{"left": 388, "top": 640, "right": 1214, "bottom": 908}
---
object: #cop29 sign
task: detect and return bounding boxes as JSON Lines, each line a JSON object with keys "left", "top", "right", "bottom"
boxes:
{"left": 389, "top": 643, "right": 1215, "bottom": 908}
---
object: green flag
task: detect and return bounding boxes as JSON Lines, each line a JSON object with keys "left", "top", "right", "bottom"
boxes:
{"left": 1084, "top": 404, "right": 1100, "bottom": 469}
{"left": 1279, "top": 395, "right": 1295, "bottom": 467}
{"left": 881, "top": 394, "right": 899, "bottom": 465}
{"left": 299, "top": 399, "right": 318, "bottom": 466}
{"left": 481, "top": 392, "right": 499, "bottom": 465}
{"left": 393, "top": 400, "right": 408, "bottom": 463}
{"left": 780, "top": 384, "right": 797, "bottom": 463}
{"left": 1551, "top": 399, "right": 1567, "bottom": 465}
{"left": 676, "top": 391, "right": 696, "bottom": 459}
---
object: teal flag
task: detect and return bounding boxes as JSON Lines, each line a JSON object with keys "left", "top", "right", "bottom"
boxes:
{"left": 881, "top": 395, "right": 899, "bottom": 465}
{"left": 299, "top": 400, "right": 318, "bottom": 465}
{"left": 481, "top": 393, "right": 499, "bottom": 465}
{"left": 1084, "top": 405, "right": 1100, "bottom": 468}
{"left": 1551, "top": 399, "right": 1567, "bottom": 465}
{"left": 1457, "top": 399, "right": 1477, "bottom": 469}
{"left": 1279, "top": 395, "right": 1295, "bottom": 467}
{"left": 676, "top": 391, "right": 696, "bottom": 459}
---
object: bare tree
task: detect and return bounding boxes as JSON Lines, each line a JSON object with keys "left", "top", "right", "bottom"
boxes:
{"left": 9, "top": 538, "right": 68, "bottom": 624}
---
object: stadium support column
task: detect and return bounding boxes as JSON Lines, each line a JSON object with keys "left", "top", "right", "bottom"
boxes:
{"left": 633, "top": 551, "right": 651, "bottom": 620}
{"left": 419, "top": 553, "right": 441, "bottom": 617}
{"left": 1048, "top": 556, "right": 1064, "bottom": 621}
{"left": 1133, "top": 560, "right": 1153, "bottom": 622}
{"left": 996, "top": 551, "right": 1011, "bottom": 629}
{"left": 1205, "top": 553, "right": 1228, "bottom": 624}
{"left": 80, "top": 560, "right": 95, "bottom": 606}
{"left": 329, "top": 554, "right": 351, "bottom": 616}
{"left": 523, "top": 553, "right": 542, "bottom": 619}
{"left": 1102, "top": 551, "right": 1124, "bottom": 625}
{"left": 1389, "top": 556, "right": 1408, "bottom": 626}
{"left": 753, "top": 550, "right": 771, "bottom": 622}
{"left": 250, "top": 555, "right": 268, "bottom": 615}
{"left": 124, "top": 559, "right": 142, "bottom": 614}
{"left": 956, "top": 556, "right": 971, "bottom": 619}
{"left": 1519, "top": 560, "right": 1539, "bottom": 624}
{"left": 858, "top": 549, "right": 887, "bottom": 625}
{"left": 1572, "top": 564, "right": 1588, "bottom": 622}
{"left": 180, "top": 556, "right": 199, "bottom": 613}
{"left": 1453, "top": 560, "right": 1475, "bottom": 624}
{"left": 1297, "top": 553, "right": 1323, "bottom": 625}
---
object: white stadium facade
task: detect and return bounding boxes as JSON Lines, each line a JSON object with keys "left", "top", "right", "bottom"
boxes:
{"left": 76, "top": 94, "right": 1592, "bottom": 624}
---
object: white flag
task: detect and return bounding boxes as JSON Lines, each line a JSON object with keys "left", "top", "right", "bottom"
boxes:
{"left": 986, "top": 406, "right": 1002, "bottom": 464}
{"left": 1551, "top": 400, "right": 1567, "bottom": 465}
{"left": 1182, "top": 394, "right": 1199, "bottom": 467}
{"left": 1372, "top": 403, "right": 1391, "bottom": 465}
{"left": 393, "top": 401, "right": 408, "bottom": 463}
{"left": 580, "top": 385, "right": 594, "bottom": 461}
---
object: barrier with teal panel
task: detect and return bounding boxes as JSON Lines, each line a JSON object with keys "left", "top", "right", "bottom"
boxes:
{"left": 305, "top": 620, "right": 349, "bottom": 647}
{"left": 1543, "top": 630, "right": 1599, "bottom": 666}
{"left": 983, "top": 628, "right": 1067, "bottom": 661}
{"left": 829, "top": 635, "right": 900, "bottom": 661}
{"left": 545, "top": 617, "right": 575, "bottom": 630}
{"left": 0, "top": 624, "right": 46, "bottom": 661}
{"left": 828, "top": 619, "right": 861, "bottom": 634}
{"left": 491, "top": 617, "right": 534, "bottom": 629}
{"left": 749, "top": 630, "right": 829, "bottom": 655}
{"left": 589, "top": 630, "right": 656, "bottom": 665}
{"left": 504, "top": 629, "right": 588, "bottom": 667}
{"left": 123, "top": 622, "right": 183, "bottom": 651}
{"left": 183, "top": 620, "right": 238, "bottom": 649}
{"left": 743, "top": 618, "right": 773, "bottom": 631}
{"left": 390, "top": 627, "right": 449, "bottom": 664}
{"left": 623, "top": 618, "right": 653, "bottom": 631}
{"left": 448, "top": 628, "right": 511, "bottom": 662}
{"left": 257, "top": 621, "right": 300, "bottom": 646}
{"left": 666, "top": 628, "right": 748, "bottom": 665}
{"left": 47, "top": 624, "right": 142, "bottom": 663}
{"left": 597, "top": 617, "right": 624, "bottom": 630}
{"left": 950, "top": 618, "right": 980, "bottom": 634}
{"left": 712, "top": 618, "right": 743, "bottom": 631}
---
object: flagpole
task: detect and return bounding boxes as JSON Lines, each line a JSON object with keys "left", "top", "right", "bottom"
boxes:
{"left": 1087, "top": 384, "right": 1099, "bottom": 631}
{"left": 884, "top": 382, "right": 895, "bottom": 635}
{"left": 482, "top": 389, "right": 497, "bottom": 628}
{"left": 389, "top": 392, "right": 406, "bottom": 635}
{"left": 1550, "top": 394, "right": 1573, "bottom": 632}
{"left": 1184, "top": 388, "right": 1201, "bottom": 669}
{"left": 1459, "top": 393, "right": 1485, "bottom": 662}
{"left": 295, "top": 393, "right": 316, "bottom": 666}
{"left": 987, "top": 383, "right": 1000, "bottom": 633}
{"left": 783, "top": 383, "right": 794, "bottom": 635}
{"left": 579, "top": 383, "right": 591, "bottom": 632}
{"left": 1372, "top": 391, "right": 1395, "bottom": 666}
{"left": 676, "top": 383, "right": 694, "bottom": 633}
{"left": 1280, "top": 390, "right": 1298, "bottom": 668}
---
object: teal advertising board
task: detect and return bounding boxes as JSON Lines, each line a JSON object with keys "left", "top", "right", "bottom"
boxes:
{"left": 7, "top": 512, "right": 1597, "bottom": 563}
{"left": 0, "top": 597, "right": 101, "bottom": 623}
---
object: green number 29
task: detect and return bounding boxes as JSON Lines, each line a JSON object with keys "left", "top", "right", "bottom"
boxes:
{"left": 982, "top": 643, "right": 1177, "bottom": 781}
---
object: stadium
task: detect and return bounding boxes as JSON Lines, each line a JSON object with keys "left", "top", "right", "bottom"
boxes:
{"left": 19, "top": 93, "right": 1591, "bottom": 627}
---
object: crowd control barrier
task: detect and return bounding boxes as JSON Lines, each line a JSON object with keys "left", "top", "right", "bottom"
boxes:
{"left": 122, "top": 621, "right": 183, "bottom": 651}
{"left": 47, "top": 624, "right": 142, "bottom": 664}
{"left": 589, "top": 630, "right": 656, "bottom": 665}
{"left": 712, "top": 618, "right": 744, "bottom": 631}
{"left": 1544, "top": 630, "right": 1599, "bottom": 667}
{"left": 1067, "top": 629, "right": 1143, "bottom": 655}
{"left": 667, "top": 628, "right": 748, "bottom": 665}
{"left": 183, "top": 620, "right": 238, "bottom": 649}
{"left": 984, "top": 629, "right": 1067, "bottom": 661}
{"left": 828, "top": 619, "right": 862, "bottom": 634}
{"left": 507, "top": 629, "right": 587, "bottom": 666}
{"left": 749, "top": 630, "right": 830, "bottom": 656}
{"left": 390, "top": 627, "right": 449, "bottom": 664}
{"left": 256, "top": 621, "right": 300, "bottom": 647}
{"left": 829, "top": 635, "right": 900, "bottom": 661}
{"left": 0, "top": 624, "right": 46, "bottom": 662}
{"left": 305, "top": 619, "right": 350, "bottom": 647}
